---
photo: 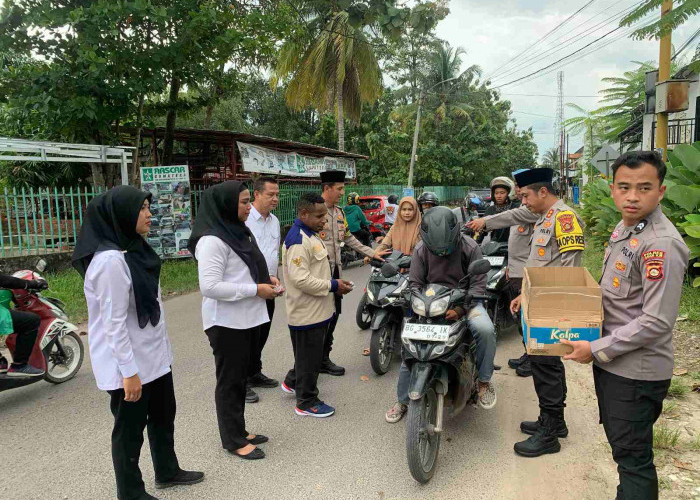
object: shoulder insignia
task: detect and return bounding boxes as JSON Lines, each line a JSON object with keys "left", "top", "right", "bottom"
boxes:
{"left": 556, "top": 212, "right": 575, "bottom": 233}
{"left": 645, "top": 260, "right": 664, "bottom": 281}
{"left": 634, "top": 220, "right": 648, "bottom": 233}
{"left": 546, "top": 209, "right": 554, "bottom": 219}
{"left": 292, "top": 257, "right": 302, "bottom": 268}
{"left": 642, "top": 250, "right": 665, "bottom": 261}
{"left": 555, "top": 210, "right": 584, "bottom": 253}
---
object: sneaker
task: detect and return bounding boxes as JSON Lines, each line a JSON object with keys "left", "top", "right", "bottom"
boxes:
{"left": 478, "top": 382, "right": 497, "bottom": 410}
{"left": 295, "top": 402, "right": 335, "bottom": 418}
{"left": 508, "top": 352, "right": 528, "bottom": 369}
{"left": 385, "top": 402, "right": 407, "bottom": 423}
{"left": 246, "top": 385, "right": 259, "bottom": 403}
{"left": 7, "top": 363, "right": 44, "bottom": 378}
{"left": 248, "top": 372, "right": 279, "bottom": 388}
{"left": 155, "top": 469, "right": 205, "bottom": 489}
{"left": 280, "top": 381, "right": 296, "bottom": 395}
{"left": 0, "top": 356, "right": 8, "bottom": 374}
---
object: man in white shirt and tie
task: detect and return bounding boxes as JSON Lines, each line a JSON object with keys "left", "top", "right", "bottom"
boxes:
{"left": 245, "top": 177, "right": 282, "bottom": 402}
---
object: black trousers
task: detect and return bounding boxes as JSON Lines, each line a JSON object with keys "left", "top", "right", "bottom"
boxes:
{"left": 108, "top": 372, "right": 180, "bottom": 500}
{"left": 284, "top": 324, "right": 327, "bottom": 410}
{"left": 248, "top": 299, "right": 275, "bottom": 377}
{"left": 531, "top": 355, "right": 568, "bottom": 420}
{"left": 594, "top": 365, "right": 670, "bottom": 500}
{"left": 351, "top": 228, "right": 372, "bottom": 246}
{"left": 206, "top": 325, "right": 255, "bottom": 450}
{"left": 323, "top": 266, "right": 342, "bottom": 358}
{"left": 9, "top": 309, "right": 41, "bottom": 365}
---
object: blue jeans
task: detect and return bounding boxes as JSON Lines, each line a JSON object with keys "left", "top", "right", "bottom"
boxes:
{"left": 397, "top": 303, "right": 496, "bottom": 405}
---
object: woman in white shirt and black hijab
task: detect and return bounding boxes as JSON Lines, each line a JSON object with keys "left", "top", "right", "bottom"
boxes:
{"left": 189, "top": 181, "right": 280, "bottom": 461}
{"left": 73, "top": 186, "right": 203, "bottom": 500}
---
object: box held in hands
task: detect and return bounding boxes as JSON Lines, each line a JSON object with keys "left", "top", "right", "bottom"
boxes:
{"left": 521, "top": 267, "right": 603, "bottom": 356}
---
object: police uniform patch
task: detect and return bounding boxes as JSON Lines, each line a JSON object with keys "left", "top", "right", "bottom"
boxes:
{"left": 615, "top": 261, "right": 627, "bottom": 272}
{"left": 557, "top": 213, "right": 574, "bottom": 233}
{"left": 634, "top": 220, "right": 648, "bottom": 233}
{"left": 546, "top": 209, "right": 554, "bottom": 219}
{"left": 645, "top": 260, "right": 664, "bottom": 281}
{"left": 630, "top": 238, "right": 639, "bottom": 248}
{"left": 537, "top": 237, "right": 545, "bottom": 244}
{"left": 554, "top": 210, "right": 584, "bottom": 253}
{"left": 337, "top": 213, "right": 344, "bottom": 221}
{"left": 611, "top": 229, "right": 619, "bottom": 239}
{"left": 518, "top": 226, "right": 525, "bottom": 233}
{"left": 612, "top": 276, "right": 620, "bottom": 288}
{"left": 538, "top": 247, "right": 546, "bottom": 257}
{"left": 319, "top": 231, "right": 327, "bottom": 239}
{"left": 642, "top": 250, "right": 665, "bottom": 261}
{"left": 543, "top": 221, "right": 552, "bottom": 228}
{"left": 292, "top": 257, "right": 302, "bottom": 267}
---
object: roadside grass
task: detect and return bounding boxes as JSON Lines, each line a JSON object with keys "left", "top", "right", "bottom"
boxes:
{"left": 689, "top": 434, "right": 700, "bottom": 451}
{"left": 653, "top": 424, "right": 681, "bottom": 450}
{"left": 662, "top": 400, "right": 679, "bottom": 417}
{"left": 658, "top": 476, "right": 672, "bottom": 491}
{"left": 667, "top": 377, "right": 690, "bottom": 399}
{"left": 44, "top": 259, "right": 199, "bottom": 325}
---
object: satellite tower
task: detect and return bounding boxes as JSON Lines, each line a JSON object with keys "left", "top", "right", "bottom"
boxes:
{"left": 555, "top": 71, "right": 565, "bottom": 194}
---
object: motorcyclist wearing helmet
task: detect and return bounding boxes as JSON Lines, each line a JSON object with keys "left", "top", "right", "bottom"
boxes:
{"left": 385, "top": 207, "right": 497, "bottom": 423}
{"left": 383, "top": 195, "right": 399, "bottom": 226}
{"left": 417, "top": 191, "right": 439, "bottom": 213}
{"left": 478, "top": 176, "right": 517, "bottom": 244}
{"left": 0, "top": 273, "right": 48, "bottom": 377}
{"left": 343, "top": 192, "right": 373, "bottom": 246}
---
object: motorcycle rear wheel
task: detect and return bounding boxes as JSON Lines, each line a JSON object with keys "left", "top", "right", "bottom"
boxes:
{"left": 356, "top": 293, "right": 371, "bottom": 330}
{"left": 369, "top": 324, "right": 393, "bottom": 375}
{"left": 406, "top": 386, "right": 441, "bottom": 484}
{"left": 43, "top": 331, "right": 84, "bottom": 384}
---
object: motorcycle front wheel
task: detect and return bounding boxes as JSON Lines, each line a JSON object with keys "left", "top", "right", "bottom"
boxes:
{"left": 406, "top": 386, "right": 441, "bottom": 484}
{"left": 369, "top": 324, "right": 393, "bottom": 375}
{"left": 356, "top": 293, "right": 371, "bottom": 330}
{"left": 43, "top": 331, "right": 84, "bottom": 384}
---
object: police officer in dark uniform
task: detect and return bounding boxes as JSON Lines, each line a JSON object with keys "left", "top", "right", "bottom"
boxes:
{"left": 561, "top": 151, "right": 689, "bottom": 500}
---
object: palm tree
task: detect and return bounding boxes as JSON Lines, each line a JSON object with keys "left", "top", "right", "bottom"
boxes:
{"left": 542, "top": 147, "right": 560, "bottom": 169}
{"left": 271, "top": 11, "right": 382, "bottom": 151}
{"left": 564, "top": 104, "right": 606, "bottom": 160}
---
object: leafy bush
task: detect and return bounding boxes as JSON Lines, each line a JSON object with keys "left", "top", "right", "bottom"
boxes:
{"left": 579, "top": 177, "right": 618, "bottom": 247}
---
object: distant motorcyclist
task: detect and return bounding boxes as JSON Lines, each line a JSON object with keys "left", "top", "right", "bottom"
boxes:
{"left": 385, "top": 207, "right": 497, "bottom": 423}
{"left": 383, "top": 195, "right": 399, "bottom": 226}
{"left": 344, "top": 192, "right": 373, "bottom": 246}
{"left": 477, "top": 177, "right": 517, "bottom": 244}
{"left": 417, "top": 191, "right": 439, "bottom": 214}
{"left": 0, "top": 273, "right": 48, "bottom": 377}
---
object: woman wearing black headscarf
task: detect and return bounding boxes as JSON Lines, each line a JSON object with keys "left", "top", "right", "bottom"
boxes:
{"left": 189, "top": 181, "right": 280, "bottom": 460}
{"left": 73, "top": 185, "right": 204, "bottom": 500}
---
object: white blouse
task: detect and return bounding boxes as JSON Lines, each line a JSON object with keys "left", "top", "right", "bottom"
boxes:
{"left": 195, "top": 235, "right": 269, "bottom": 331}
{"left": 84, "top": 250, "right": 173, "bottom": 391}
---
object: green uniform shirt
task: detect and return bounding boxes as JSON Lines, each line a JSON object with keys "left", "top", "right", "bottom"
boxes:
{"left": 0, "top": 290, "right": 13, "bottom": 334}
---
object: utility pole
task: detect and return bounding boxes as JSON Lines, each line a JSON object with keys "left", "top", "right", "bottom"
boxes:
{"left": 655, "top": 0, "right": 673, "bottom": 160}
{"left": 407, "top": 90, "right": 424, "bottom": 188}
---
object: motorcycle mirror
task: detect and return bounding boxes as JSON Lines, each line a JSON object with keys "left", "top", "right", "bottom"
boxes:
{"left": 35, "top": 259, "right": 47, "bottom": 272}
{"left": 468, "top": 259, "right": 491, "bottom": 276}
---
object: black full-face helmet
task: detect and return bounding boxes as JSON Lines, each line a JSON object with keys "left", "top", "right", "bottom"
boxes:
{"left": 417, "top": 191, "right": 439, "bottom": 213}
{"left": 388, "top": 195, "right": 398, "bottom": 205}
{"left": 419, "top": 206, "right": 460, "bottom": 257}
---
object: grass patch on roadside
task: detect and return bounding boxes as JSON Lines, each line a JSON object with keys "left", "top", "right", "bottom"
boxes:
{"left": 667, "top": 377, "right": 690, "bottom": 399}
{"left": 688, "top": 434, "right": 700, "bottom": 451}
{"left": 653, "top": 424, "right": 681, "bottom": 450}
{"left": 44, "top": 259, "right": 199, "bottom": 325}
{"left": 662, "top": 400, "right": 679, "bottom": 417}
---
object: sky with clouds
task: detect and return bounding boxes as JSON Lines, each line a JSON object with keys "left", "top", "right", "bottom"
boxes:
{"left": 434, "top": 0, "right": 697, "bottom": 160}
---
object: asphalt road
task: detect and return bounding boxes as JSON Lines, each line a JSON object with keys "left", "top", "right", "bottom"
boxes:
{"left": 1, "top": 264, "right": 617, "bottom": 500}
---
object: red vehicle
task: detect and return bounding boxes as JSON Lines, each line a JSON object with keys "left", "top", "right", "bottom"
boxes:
{"left": 1, "top": 266, "right": 84, "bottom": 393}
{"left": 359, "top": 196, "right": 391, "bottom": 236}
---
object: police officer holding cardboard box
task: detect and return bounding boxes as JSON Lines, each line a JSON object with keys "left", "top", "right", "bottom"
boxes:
{"left": 561, "top": 151, "right": 689, "bottom": 500}
{"left": 508, "top": 167, "right": 585, "bottom": 458}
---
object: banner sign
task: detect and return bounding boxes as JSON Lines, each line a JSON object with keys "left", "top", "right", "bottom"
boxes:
{"left": 140, "top": 165, "right": 192, "bottom": 259}
{"left": 237, "top": 142, "right": 356, "bottom": 179}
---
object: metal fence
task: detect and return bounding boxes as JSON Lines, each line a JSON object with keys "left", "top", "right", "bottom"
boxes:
{"left": 1, "top": 183, "right": 471, "bottom": 256}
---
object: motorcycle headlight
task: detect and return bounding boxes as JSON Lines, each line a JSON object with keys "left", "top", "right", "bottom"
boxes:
{"left": 395, "top": 279, "right": 409, "bottom": 294}
{"left": 429, "top": 297, "right": 449, "bottom": 317}
{"left": 411, "top": 296, "right": 426, "bottom": 316}
{"left": 366, "top": 289, "right": 375, "bottom": 302}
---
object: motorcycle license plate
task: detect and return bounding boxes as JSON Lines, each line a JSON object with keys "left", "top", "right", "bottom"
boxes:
{"left": 485, "top": 256, "right": 504, "bottom": 266}
{"left": 402, "top": 323, "right": 450, "bottom": 342}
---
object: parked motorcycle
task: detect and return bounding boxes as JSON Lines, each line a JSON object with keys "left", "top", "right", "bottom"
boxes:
{"left": 0, "top": 262, "right": 84, "bottom": 393}
{"left": 401, "top": 259, "right": 490, "bottom": 483}
{"left": 480, "top": 240, "right": 515, "bottom": 334}
{"left": 365, "top": 251, "right": 411, "bottom": 375}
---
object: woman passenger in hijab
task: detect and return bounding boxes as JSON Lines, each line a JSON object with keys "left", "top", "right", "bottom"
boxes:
{"left": 73, "top": 185, "right": 203, "bottom": 500}
{"left": 373, "top": 196, "right": 422, "bottom": 256}
{"left": 188, "top": 181, "right": 280, "bottom": 461}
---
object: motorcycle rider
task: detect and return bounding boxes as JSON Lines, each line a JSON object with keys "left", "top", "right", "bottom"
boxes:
{"left": 0, "top": 273, "right": 48, "bottom": 377}
{"left": 373, "top": 197, "right": 422, "bottom": 257}
{"left": 383, "top": 195, "right": 399, "bottom": 226}
{"left": 417, "top": 191, "right": 439, "bottom": 213}
{"left": 477, "top": 177, "right": 516, "bottom": 244}
{"left": 344, "top": 192, "right": 373, "bottom": 247}
{"left": 385, "top": 207, "right": 497, "bottom": 423}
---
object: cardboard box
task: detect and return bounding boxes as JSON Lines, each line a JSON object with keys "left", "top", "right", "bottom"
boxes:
{"left": 521, "top": 267, "right": 603, "bottom": 356}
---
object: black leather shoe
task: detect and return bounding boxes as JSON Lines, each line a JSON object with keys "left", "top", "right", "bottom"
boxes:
{"left": 248, "top": 372, "right": 279, "bottom": 388}
{"left": 247, "top": 434, "right": 269, "bottom": 445}
{"left": 319, "top": 359, "right": 345, "bottom": 376}
{"left": 155, "top": 469, "right": 205, "bottom": 489}
{"left": 514, "top": 416, "right": 562, "bottom": 457}
{"left": 508, "top": 352, "right": 528, "bottom": 369}
{"left": 515, "top": 358, "right": 532, "bottom": 377}
{"left": 246, "top": 385, "right": 260, "bottom": 403}
{"left": 229, "top": 447, "right": 265, "bottom": 460}
{"left": 521, "top": 416, "right": 568, "bottom": 438}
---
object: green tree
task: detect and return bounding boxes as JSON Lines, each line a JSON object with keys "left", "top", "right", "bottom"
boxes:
{"left": 542, "top": 147, "right": 560, "bottom": 170}
{"left": 621, "top": 0, "right": 700, "bottom": 40}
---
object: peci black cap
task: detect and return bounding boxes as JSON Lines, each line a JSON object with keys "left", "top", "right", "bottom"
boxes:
{"left": 320, "top": 170, "right": 346, "bottom": 184}
{"left": 514, "top": 168, "right": 553, "bottom": 188}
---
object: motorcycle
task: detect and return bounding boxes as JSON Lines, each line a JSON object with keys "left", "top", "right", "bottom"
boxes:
{"left": 401, "top": 259, "right": 491, "bottom": 483}
{"left": 0, "top": 261, "right": 85, "bottom": 393}
{"left": 480, "top": 240, "right": 514, "bottom": 334}
{"left": 365, "top": 251, "right": 411, "bottom": 375}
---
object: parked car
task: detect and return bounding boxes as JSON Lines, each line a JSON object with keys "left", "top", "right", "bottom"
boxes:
{"left": 358, "top": 196, "right": 388, "bottom": 237}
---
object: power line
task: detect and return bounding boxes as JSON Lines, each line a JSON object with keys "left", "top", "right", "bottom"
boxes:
{"left": 485, "top": 0, "right": 598, "bottom": 80}
{"left": 513, "top": 110, "right": 557, "bottom": 118}
{"left": 672, "top": 27, "right": 700, "bottom": 61}
{"left": 502, "top": 93, "right": 600, "bottom": 97}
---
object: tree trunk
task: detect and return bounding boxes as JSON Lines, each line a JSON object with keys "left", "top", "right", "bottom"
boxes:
{"left": 130, "top": 94, "right": 146, "bottom": 187}
{"left": 336, "top": 79, "right": 345, "bottom": 152}
{"left": 162, "top": 75, "right": 181, "bottom": 165}
{"left": 204, "top": 103, "right": 215, "bottom": 129}
{"left": 90, "top": 164, "right": 106, "bottom": 188}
